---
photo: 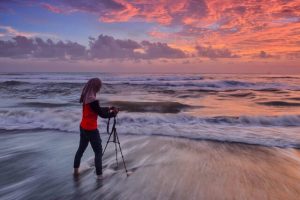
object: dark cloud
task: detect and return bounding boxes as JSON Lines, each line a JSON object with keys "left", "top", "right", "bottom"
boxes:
{"left": 257, "top": 51, "right": 274, "bottom": 59}
{"left": 88, "top": 34, "right": 187, "bottom": 59}
{"left": 195, "top": 45, "right": 239, "bottom": 59}
{"left": 88, "top": 35, "right": 140, "bottom": 59}
{"left": 139, "top": 41, "right": 186, "bottom": 59}
{"left": 0, "top": 35, "right": 187, "bottom": 60}
{"left": 0, "top": 36, "right": 35, "bottom": 58}
{"left": 62, "top": 0, "right": 124, "bottom": 12}
{"left": 0, "top": 36, "right": 86, "bottom": 59}
{"left": 252, "top": 51, "right": 280, "bottom": 59}
{"left": 33, "top": 38, "right": 86, "bottom": 59}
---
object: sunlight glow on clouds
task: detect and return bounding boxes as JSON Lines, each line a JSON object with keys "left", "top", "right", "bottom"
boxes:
{"left": 0, "top": 0, "right": 299, "bottom": 72}
{"left": 38, "top": 0, "right": 300, "bottom": 60}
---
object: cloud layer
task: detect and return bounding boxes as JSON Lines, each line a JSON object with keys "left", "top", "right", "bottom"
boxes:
{"left": 1, "top": 0, "right": 299, "bottom": 61}
{"left": 196, "top": 45, "right": 239, "bottom": 59}
{"left": 0, "top": 36, "right": 86, "bottom": 59}
{"left": 35, "top": 0, "right": 300, "bottom": 60}
{"left": 0, "top": 35, "right": 187, "bottom": 60}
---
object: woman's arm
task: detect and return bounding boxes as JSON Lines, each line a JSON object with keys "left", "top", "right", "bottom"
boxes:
{"left": 89, "top": 100, "right": 116, "bottom": 118}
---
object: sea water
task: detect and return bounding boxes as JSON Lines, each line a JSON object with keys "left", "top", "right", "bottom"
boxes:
{"left": 1, "top": 72, "right": 300, "bottom": 147}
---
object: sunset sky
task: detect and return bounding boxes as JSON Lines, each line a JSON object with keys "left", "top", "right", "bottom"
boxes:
{"left": 0, "top": 0, "right": 299, "bottom": 73}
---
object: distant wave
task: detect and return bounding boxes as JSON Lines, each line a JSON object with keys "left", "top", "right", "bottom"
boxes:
{"left": 0, "top": 80, "right": 29, "bottom": 86}
{"left": 107, "top": 80, "right": 300, "bottom": 92}
{"left": 110, "top": 80, "right": 256, "bottom": 88}
{"left": 257, "top": 101, "right": 300, "bottom": 107}
{"left": 108, "top": 101, "right": 192, "bottom": 113}
{"left": 0, "top": 80, "right": 84, "bottom": 89}
{"left": 156, "top": 76, "right": 203, "bottom": 81}
{"left": 262, "top": 76, "right": 300, "bottom": 79}
{"left": 287, "top": 97, "right": 300, "bottom": 101}
{"left": 0, "top": 73, "right": 24, "bottom": 75}
{"left": 18, "top": 102, "right": 76, "bottom": 108}
{"left": 254, "top": 88, "right": 288, "bottom": 93}
{"left": 221, "top": 92, "right": 255, "bottom": 98}
{"left": 1, "top": 78, "right": 299, "bottom": 93}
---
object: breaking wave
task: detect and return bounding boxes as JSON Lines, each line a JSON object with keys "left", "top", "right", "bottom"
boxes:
{"left": 0, "top": 80, "right": 29, "bottom": 86}
{"left": 18, "top": 102, "right": 76, "bottom": 108}
{"left": 1, "top": 109, "right": 300, "bottom": 131}
{"left": 1, "top": 109, "right": 300, "bottom": 148}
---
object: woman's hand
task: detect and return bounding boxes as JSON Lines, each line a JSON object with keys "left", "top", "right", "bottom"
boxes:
{"left": 109, "top": 106, "right": 119, "bottom": 115}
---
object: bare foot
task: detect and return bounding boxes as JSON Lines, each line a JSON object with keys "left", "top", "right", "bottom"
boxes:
{"left": 126, "top": 171, "right": 133, "bottom": 177}
{"left": 73, "top": 168, "right": 79, "bottom": 176}
{"left": 96, "top": 175, "right": 103, "bottom": 180}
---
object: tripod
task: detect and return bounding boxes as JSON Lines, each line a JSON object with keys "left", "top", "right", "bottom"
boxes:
{"left": 102, "top": 116, "right": 129, "bottom": 177}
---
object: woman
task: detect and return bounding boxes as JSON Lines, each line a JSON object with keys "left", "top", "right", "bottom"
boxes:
{"left": 73, "top": 77, "right": 117, "bottom": 179}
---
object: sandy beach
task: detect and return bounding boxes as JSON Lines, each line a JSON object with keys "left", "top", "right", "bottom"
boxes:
{"left": 1, "top": 130, "right": 300, "bottom": 200}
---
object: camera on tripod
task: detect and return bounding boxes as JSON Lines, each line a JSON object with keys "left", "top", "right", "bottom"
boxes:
{"left": 99, "top": 106, "right": 119, "bottom": 119}
{"left": 108, "top": 106, "right": 119, "bottom": 117}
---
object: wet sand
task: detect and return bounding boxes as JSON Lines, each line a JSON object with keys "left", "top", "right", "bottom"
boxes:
{"left": 1, "top": 131, "right": 300, "bottom": 200}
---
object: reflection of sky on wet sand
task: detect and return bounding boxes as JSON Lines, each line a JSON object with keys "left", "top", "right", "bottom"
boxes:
{"left": 186, "top": 90, "right": 300, "bottom": 117}
{"left": 1, "top": 131, "right": 300, "bottom": 199}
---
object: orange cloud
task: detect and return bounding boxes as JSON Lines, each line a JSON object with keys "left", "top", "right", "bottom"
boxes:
{"left": 40, "top": 0, "right": 300, "bottom": 61}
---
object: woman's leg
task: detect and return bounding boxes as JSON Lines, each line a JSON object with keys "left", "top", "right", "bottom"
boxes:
{"left": 74, "top": 128, "right": 89, "bottom": 170}
{"left": 90, "top": 129, "right": 102, "bottom": 175}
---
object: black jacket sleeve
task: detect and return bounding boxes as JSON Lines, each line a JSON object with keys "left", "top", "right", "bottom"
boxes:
{"left": 89, "top": 100, "right": 115, "bottom": 119}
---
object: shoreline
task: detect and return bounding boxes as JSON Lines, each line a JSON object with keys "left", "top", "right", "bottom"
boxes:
{"left": 1, "top": 128, "right": 300, "bottom": 149}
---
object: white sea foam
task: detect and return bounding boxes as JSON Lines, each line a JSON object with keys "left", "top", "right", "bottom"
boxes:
{"left": 1, "top": 108, "right": 300, "bottom": 148}
{"left": 3, "top": 108, "right": 300, "bottom": 131}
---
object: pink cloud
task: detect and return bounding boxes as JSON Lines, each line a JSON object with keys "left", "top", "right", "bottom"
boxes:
{"left": 6, "top": 0, "right": 300, "bottom": 61}
{"left": 41, "top": 3, "right": 64, "bottom": 14}
{"left": 0, "top": 25, "right": 56, "bottom": 39}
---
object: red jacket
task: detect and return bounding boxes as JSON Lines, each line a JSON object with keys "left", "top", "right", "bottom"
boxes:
{"left": 80, "top": 103, "right": 98, "bottom": 130}
{"left": 80, "top": 100, "right": 115, "bottom": 130}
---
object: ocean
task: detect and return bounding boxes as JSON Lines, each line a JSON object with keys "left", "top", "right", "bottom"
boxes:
{"left": 1, "top": 72, "right": 300, "bottom": 199}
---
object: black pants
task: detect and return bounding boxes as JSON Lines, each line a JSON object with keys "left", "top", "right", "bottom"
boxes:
{"left": 74, "top": 127, "right": 102, "bottom": 175}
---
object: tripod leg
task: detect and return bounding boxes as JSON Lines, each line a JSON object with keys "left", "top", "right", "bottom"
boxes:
{"left": 115, "top": 133, "right": 129, "bottom": 176}
{"left": 102, "top": 130, "right": 113, "bottom": 155}
{"left": 114, "top": 130, "right": 118, "bottom": 168}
